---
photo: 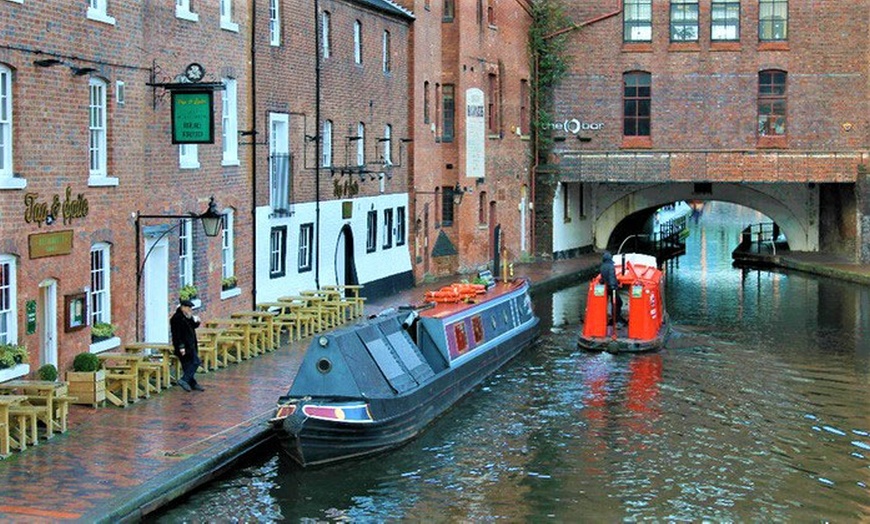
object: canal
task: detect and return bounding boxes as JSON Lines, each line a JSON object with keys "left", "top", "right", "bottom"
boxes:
{"left": 152, "top": 202, "right": 870, "bottom": 522}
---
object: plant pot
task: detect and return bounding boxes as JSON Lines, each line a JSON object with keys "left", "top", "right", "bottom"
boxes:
{"left": 67, "top": 370, "right": 106, "bottom": 408}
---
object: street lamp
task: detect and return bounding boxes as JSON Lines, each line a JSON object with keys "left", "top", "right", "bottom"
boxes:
{"left": 134, "top": 197, "right": 224, "bottom": 340}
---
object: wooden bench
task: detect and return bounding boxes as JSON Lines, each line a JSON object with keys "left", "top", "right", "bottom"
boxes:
{"left": 8, "top": 405, "right": 42, "bottom": 449}
{"left": 52, "top": 396, "right": 77, "bottom": 433}
{"left": 104, "top": 372, "right": 136, "bottom": 407}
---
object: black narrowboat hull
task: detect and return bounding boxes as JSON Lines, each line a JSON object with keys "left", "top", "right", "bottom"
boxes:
{"left": 276, "top": 317, "right": 539, "bottom": 467}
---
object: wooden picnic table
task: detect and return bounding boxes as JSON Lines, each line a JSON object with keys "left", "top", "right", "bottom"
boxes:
{"left": 323, "top": 284, "right": 366, "bottom": 318}
{"left": 232, "top": 310, "right": 278, "bottom": 350}
{"left": 98, "top": 352, "right": 148, "bottom": 406}
{"left": 278, "top": 295, "right": 327, "bottom": 333}
{"left": 257, "top": 301, "right": 316, "bottom": 340}
{"left": 206, "top": 318, "right": 265, "bottom": 359}
{"left": 124, "top": 342, "right": 174, "bottom": 389}
{"left": 0, "top": 381, "right": 71, "bottom": 439}
{"left": 196, "top": 327, "right": 244, "bottom": 368}
{"left": 0, "top": 395, "right": 27, "bottom": 456}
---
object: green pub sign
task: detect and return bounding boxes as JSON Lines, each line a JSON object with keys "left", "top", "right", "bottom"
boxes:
{"left": 171, "top": 91, "right": 215, "bottom": 144}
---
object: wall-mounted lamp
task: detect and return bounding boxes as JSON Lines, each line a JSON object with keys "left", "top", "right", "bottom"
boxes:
{"left": 70, "top": 66, "right": 98, "bottom": 76}
{"left": 452, "top": 183, "right": 472, "bottom": 205}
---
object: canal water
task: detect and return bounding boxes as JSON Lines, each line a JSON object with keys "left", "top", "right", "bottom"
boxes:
{"left": 152, "top": 202, "right": 870, "bottom": 522}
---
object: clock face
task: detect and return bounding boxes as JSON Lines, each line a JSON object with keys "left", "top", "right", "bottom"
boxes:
{"left": 185, "top": 63, "right": 205, "bottom": 82}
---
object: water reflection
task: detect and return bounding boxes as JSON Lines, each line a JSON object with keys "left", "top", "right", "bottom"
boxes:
{"left": 153, "top": 202, "right": 870, "bottom": 522}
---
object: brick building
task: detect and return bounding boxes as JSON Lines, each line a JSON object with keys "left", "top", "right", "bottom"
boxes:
{"left": 397, "top": 0, "right": 535, "bottom": 280}
{"left": 543, "top": 0, "right": 869, "bottom": 261}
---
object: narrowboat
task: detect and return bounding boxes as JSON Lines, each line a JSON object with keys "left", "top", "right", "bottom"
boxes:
{"left": 577, "top": 253, "right": 670, "bottom": 354}
{"left": 271, "top": 276, "right": 540, "bottom": 467}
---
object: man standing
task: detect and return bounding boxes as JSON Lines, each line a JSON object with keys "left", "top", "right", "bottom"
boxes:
{"left": 170, "top": 299, "right": 204, "bottom": 392}
{"left": 599, "top": 251, "right": 625, "bottom": 325}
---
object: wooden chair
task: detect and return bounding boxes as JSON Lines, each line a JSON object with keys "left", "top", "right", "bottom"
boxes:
{"left": 51, "top": 396, "right": 77, "bottom": 433}
{"left": 8, "top": 406, "right": 41, "bottom": 449}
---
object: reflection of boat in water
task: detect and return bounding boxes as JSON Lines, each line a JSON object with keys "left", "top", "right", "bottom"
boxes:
{"left": 271, "top": 277, "right": 540, "bottom": 467}
{"left": 578, "top": 253, "right": 670, "bottom": 354}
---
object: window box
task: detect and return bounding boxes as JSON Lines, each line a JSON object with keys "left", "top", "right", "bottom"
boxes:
{"left": 0, "top": 364, "right": 29, "bottom": 382}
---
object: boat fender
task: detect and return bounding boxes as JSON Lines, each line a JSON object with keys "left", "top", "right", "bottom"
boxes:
{"left": 401, "top": 310, "right": 419, "bottom": 329}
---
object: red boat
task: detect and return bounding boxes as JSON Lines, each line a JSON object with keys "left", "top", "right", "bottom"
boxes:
{"left": 578, "top": 253, "right": 670, "bottom": 353}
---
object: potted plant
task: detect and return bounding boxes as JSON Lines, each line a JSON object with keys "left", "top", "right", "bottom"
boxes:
{"left": 67, "top": 352, "right": 106, "bottom": 407}
{"left": 179, "top": 284, "right": 198, "bottom": 302}
{"left": 221, "top": 276, "right": 237, "bottom": 291}
{"left": 37, "top": 364, "right": 58, "bottom": 382}
{"left": 90, "top": 322, "right": 117, "bottom": 343}
{"left": 0, "top": 343, "right": 28, "bottom": 370}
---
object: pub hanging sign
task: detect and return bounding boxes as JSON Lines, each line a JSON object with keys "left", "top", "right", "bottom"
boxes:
{"left": 171, "top": 90, "right": 214, "bottom": 144}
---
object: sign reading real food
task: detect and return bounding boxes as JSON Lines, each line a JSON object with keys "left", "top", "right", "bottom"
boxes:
{"left": 171, "top": 91, "right": 215, "bottom": 144}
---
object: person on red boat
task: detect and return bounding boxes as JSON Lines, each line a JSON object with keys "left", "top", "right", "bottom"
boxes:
{"left": 600, "top": 251, "right": 626, "bottom": 325}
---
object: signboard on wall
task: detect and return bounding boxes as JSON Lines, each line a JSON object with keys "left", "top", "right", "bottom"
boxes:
{"left": 465, "top": 88, "right": 485, "bottom": 179}
{"left": 171, "top": 91, "right": 215, "bottom": 144}
{"left": 29, "top": 230, "right": 74, "bottom": 259}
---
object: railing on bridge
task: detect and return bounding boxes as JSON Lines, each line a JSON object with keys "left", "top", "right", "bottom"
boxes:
{"left": 617, "top": 214, "right": 688, "bottom": 265}
{"left": 738, "top": 222, "right": 781, "bottom": 255}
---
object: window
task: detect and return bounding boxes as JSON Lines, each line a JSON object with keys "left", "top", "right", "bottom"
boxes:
{"left": 711, "top": 1, "right": 740, "bottom": 41}
{"left": 472, "top": 315, "right": 485, "bottom": 344}
{"left": 487, "top": 73, "right": 498, "bottom": 134}
{"left": 321, "top": 119, "right": 333, "bottom": 167}
{"left": 87, "top": 0, "right": 115, "bottom": 24}
{"left": 487, "top": 0, "right": 495, "bottom": 25}
{"left": 562, "top": 183, "right": 570, "bottom": 222}
{"left": 382, "top": 31, "right": 391, "bottom": 73}
{"left": 396, "top": 206, "right": 406, "bottom": 246}
{"left": 479, "top": 191, "right": 488, "bottom": 224}
{"left": 443, "top": 0, "right": 454, "bottom": 21}
{"left": 270, "top": 226, "right": 287, "bottom": 278}
{"left": 298, "top": 223, "right": 313, "bottom": 272}
{"left": 442, "top": 84, "right": 455, "bottom": 142}
{"left": 269, "top": 0, "right": 281, "bottom": 46}
{"left": 0, "top": 255, "right": 17, "bottom": 345}
{"left": 176, "top": 0, "right": 199, "bottom": 22}
{"left": 354, "top": 20, "right": 362, "bottom": 65}
{"left": 222, "top": 78, "right": 239, "bottom": 165}
{"left": 623, "top": 72, "right": 651, "bottom": 137}
{"left": 89, "top": 78, "right": 107, "bottom": 177}
{"left": 423, "top": 81, "right": 430, "bottom": 124}
{"left": 220, "top": 0, "right": 238, "bottom": 31}
{"left": 382, "top": 124, "right": 392, "bottom": 166}
{"left": 179, "top": 219, "right": 194, "bottom": 289}
{"left": 441, "top": 186, "right": 455, "bottom": 226}
{"left": 179, "top": 144, "right": 199, "bottom": 169}
{"left": 221, "top": 209, "right": 235, "bottom": 282}
{"left": 519, "top": 79, "right": 529, "bottom": 136}
{"left": 670, "top": 0, "right": 699, "bottom": 42}
{"left": 454, "top": 323, "right": 468, "bottom": 354}
{"left": 757, "top": 70, "right": 786, "bottom": 136}
{"left": 0, "top": 65, "right": 12, "bottom": 179}
{"left": 624, "top": 0, "right": 652, "bottom": 42}
{"left": 321, "top": 11, "right": 331, "bottom": 58}
{"left": 366, "top": 210, "right": 377, "bottom": 252}
{"left": 90, "top": 243, "right": 111, "bottom": 326}
{"left": 270, "top": 113, "right": 291, "bottom": 211}
{"left": 115, "top": 80, "right": 125, "bottom": 106}
{"left": 356, "top": 122, "right": 365, "bottom": 166}
{"left": 759, "top": 0, "right": 787, "bottom": 41}
{"left": 383, "top": 208, "right": 393, "bottom": 249}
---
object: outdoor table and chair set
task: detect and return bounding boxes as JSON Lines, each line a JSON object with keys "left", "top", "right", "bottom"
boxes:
{"left": 0, "top": 285, "right": 365, "bottom": 458}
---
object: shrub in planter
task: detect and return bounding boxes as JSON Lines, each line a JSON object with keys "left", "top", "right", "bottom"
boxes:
{"left": 68, "top": 352, "right": 105, "bottom": 407}
{"left": 73, "top": 352, "right": 101, "bottom": 372}
{"left": 38, "top": 364, "right": 58, "bottom": 382}
{"left": 91, "top": 322, "right": 117, "bottom": 343}
{"left": 179, "top": 284, "right": 198, "bottom": 301}
{"left": 0, "top": 343, "right": 28, "bottom": 370}
{"left": 221, "top": 276, "right": 238, "bottom": 290}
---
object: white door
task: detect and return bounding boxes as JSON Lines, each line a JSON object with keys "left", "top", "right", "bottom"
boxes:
{"left": 144, "top": 236, "right": 170, "bottom": 343}
{"left": 335, "top": 229, "right": 346, "bottom": 286}
{"left": 39, "top": 279, "right": 58, "bottom": 368}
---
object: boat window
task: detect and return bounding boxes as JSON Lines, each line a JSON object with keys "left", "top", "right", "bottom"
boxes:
{"left": 502, "top": 308, "right": 510, "bottom": 326}
{"left": 471, "top": 315, "right": 485, "bottom": 345}
{"left": 453, "top": 323, "right": 469, "bottom": 354}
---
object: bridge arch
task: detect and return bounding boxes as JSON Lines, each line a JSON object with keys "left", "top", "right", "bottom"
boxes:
{"left": 594, "top": 182, "right": 818, "bottom": 251}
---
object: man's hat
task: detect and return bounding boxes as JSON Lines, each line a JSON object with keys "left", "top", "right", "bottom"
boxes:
{"left": 179, "top": 299, "right": 195, "bottom": 308}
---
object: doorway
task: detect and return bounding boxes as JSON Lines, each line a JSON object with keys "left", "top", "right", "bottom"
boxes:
{"left": 334, "top": 225, "right": 359, "bottom": 287}
{"left": 143, "top": 236, "right": 170, "bottom": 343}
{"left": 39, "top": 279, "right": 58, "bottom": 368}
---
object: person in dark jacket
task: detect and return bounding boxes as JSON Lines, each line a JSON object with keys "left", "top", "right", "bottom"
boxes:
{"left": 600, "top": 251, "right": 625, "bottom": 324}
{"left": 170, "top": 299, "right": 204, "bottom": 391}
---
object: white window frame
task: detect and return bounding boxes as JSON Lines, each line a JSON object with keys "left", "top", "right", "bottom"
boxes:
{"left": 270, "top": 226, "right": 287, "bottom": 278}
{"left": 354, "top": 20, "right": 363, "bottom": 65}
{"left": 88, "top": 78, "right": 117, "bottom": 186}
{"left": 222, "top": 78, "right": 239, "bottom": 166}
{"left": 270, "top": 0, "right": 281, "bottom": 46}
{"left": 298, "top": 223, "right": 313, "bottom": 272}
{"left": 321, "top": 11, "right": 331, "bottom": 58}
{"left": 269, "top": 113, "right": 291, "bottom": 211}
{"left": 220, "top": 0, "right": 239, "bottom": 32}
{"left": 396, "top": 206, "right": 406, "bottom": 246}
{"left": 0, "top": 65, "right": 22, "bottom": 189}
{"left": 382, "top": 30, "right": 391, "bottom": 73}
{"left": 179, "top": 144, "right": 200, "bottom": 169}
{"left": 87, "top": 0, "right": 116, "bottom": 25}
{"left": 357, "top": 122, "right": 365, "bottom": 166}
{"left": 0, "top": 255, "right": 18, "bottom": 345}
{"left": 366, "top": 210, "right": 377, "bottom": 252}
{"left": 382, "top": 124, "right": 392, "bottom": 166}
{"left": 90, "top": 243, "right": 111, "bottom": 326}
{"left": 321, "top": 119, "right": 332, "bottom": 167}
{"left": 179, "top": 218, "right": 194, "bottom": 289}
{"left": 382, "top": 208, "right": 393, "bottom": 249}
{"left": 176, "top": 0, "right": 199, "bottom": 22}
{"left": 115, "top": 80, "right": 125, "bottom": 106}
{"left": 221, "top": 209, "right": 238, "bottom": 299}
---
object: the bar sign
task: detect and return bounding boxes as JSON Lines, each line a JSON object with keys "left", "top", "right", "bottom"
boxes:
{"left": 29, "top": 230, "right": 74, "bottom": 259}
{"left": 171, "top": 91, "right": 214, "bottom": 144}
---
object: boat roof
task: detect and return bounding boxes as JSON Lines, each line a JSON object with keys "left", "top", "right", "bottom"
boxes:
{"left": 421, "top": 278, "right": 528, "bottom": 320}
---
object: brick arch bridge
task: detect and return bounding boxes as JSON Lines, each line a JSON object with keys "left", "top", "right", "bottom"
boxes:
{"left": 592, "top": 182, "right": 819, "bottom": 252}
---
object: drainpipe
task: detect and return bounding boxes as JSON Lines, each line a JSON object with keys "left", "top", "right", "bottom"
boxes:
{"left": 530, "top": 1, "right": 622, "bottom": 256}
{"left": 314, "top": 0, "right": 322, "bottom": 289}
{"left": 249, "top": 0, "right": 258, "bottom": 308}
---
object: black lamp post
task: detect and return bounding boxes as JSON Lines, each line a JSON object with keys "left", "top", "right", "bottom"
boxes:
{"left": 134, "top": 197, "right": 224, "bottom": 340}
